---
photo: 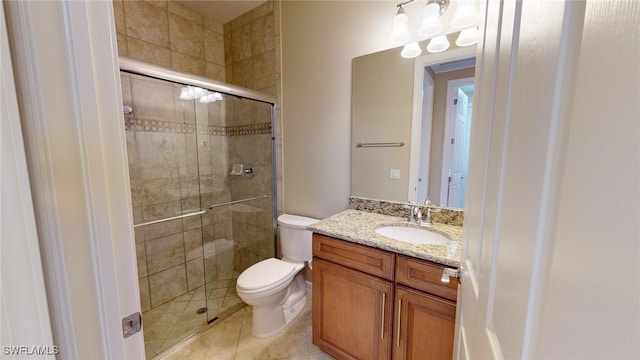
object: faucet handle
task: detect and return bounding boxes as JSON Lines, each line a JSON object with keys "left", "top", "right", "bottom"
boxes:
{"left": 405, "top": 202, "right": 419, "bottom": 222}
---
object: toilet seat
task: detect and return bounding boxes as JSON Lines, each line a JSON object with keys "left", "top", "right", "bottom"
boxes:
{"left": 237, "top": 258, "right": 300, "bottom": 294}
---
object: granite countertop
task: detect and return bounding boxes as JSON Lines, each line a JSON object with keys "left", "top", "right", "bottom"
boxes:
{"left": 308, "top": 209, "right": 462, "bottom": 267}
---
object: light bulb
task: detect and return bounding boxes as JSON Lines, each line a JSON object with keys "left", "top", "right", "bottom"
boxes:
{"left": 427, "top": 35, "right": 450, "bottom": 53}
{"left": 179, "top": 87, "right": 191, "bottom": 100}
{"left": 455, "top": 27, "right": 479, "bottom": 47}
{"left": 389, "top": 6, "right": 412, "bottom": 45}
{"left": 401, "top": 42, "right": 422, "bottom": 59}
{"left": 192, "top": 87, "right": 207, "bottom": 99}
{"left": 451, "top": 0, "right": 479, "bottom": 29}
{"left": 418, "top": 3, "right": 443, "bottom": 38}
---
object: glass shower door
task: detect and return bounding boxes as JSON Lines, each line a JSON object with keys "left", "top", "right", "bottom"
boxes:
{"left": 121, "top": 72, "right": 210, "bottom": 358}
{"left": 121, "top": 68, "right": 277, "bottom": 356}
{"left": 203, "top": 95, "right": 276, "bottom": 324}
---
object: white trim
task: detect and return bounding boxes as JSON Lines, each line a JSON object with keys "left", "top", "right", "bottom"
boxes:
{"left": 408, "top": 46, "right": 476, "bottom": 203}
{"left": 408, "top": 62, "right": 434, "bottom": 203}
{"left": 4, "top": 1, "right": 144, "bottom": 358}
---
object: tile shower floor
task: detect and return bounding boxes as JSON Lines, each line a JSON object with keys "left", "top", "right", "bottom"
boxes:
{"left": 143, "top": 272, "right": 244, "bottom": 358}
{"left": 155, "top": 293, "right": 335, "bottom": 360}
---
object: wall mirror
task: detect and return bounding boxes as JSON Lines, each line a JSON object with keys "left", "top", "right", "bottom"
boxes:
{"left": 351, "top": 36, "right": 476, "bottom": 209}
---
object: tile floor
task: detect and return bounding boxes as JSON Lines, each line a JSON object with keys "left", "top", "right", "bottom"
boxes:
{"left": 143, "top": 272, "right": 244, "bottom": 358}
{"left": 155, "top": 293, "right": 335, "bottom": 360}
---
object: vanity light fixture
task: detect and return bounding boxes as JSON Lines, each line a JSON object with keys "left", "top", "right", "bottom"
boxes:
{"left": 401, "top": 41, "right": 423, "bottom": 58}
{"left": 389, "top": 6, "right": 412, "bottom": 45}
{"left": 455, "top": 26, "right": 480, "bottom": 47}
{"left": 390, "top": 0, "right": 480, "bottom": 59}
{"left": 426, "top": 34, "right": 450, "bottom": 53}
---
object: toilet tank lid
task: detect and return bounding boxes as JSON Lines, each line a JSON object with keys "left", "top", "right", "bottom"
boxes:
{"left": 277, "top": 214, "right": 320, "bottom": 229}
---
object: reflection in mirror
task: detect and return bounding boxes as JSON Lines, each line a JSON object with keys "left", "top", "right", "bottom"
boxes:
{"left": 412, "top": 56, "right": 475, "bottom": 209}
{"left": 352, "top": 39, "right": 475, "bottom": 209}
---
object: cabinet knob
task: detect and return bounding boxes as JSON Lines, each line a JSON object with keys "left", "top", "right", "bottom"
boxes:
{"left": 441, "top": 268, "right": 460, "bottom": 284}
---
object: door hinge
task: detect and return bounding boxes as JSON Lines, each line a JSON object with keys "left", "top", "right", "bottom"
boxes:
{"left": 451, "top": 138, "right": 455, "bottom": 145}
{"left": 122, "top": 312, "right": 142, "bottom": 338}
{"left": 453, "top": 99, "right": 458, "bottom": 105}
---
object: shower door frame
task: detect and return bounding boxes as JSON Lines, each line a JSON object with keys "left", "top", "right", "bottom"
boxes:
{"left": 119, "top": 56, "right": 280, "bottom": 338}
{"left": 119, "top": 57, "right": 276, "bottom": 105}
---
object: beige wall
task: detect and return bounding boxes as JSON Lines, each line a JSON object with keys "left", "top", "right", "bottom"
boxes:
{"left": 351, "top": 46, "right": 415, "bottom": 202}
{"left": 279, "top": 1, "right": 483, "bottom": 219}
{"left": 112, "top": 0, "right": 225, "bottom": 81}
{"left": 281, "top": 1, "right": 398, "bottom": 219}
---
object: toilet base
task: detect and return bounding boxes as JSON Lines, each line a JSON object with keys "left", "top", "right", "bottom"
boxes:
{"left": 250, "top": 274, "right": 306, "bottom": 338}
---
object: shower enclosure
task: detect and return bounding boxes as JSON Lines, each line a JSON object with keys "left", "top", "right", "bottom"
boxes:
{"left": 119, "top": 58, "right": 277, "bottom": 358}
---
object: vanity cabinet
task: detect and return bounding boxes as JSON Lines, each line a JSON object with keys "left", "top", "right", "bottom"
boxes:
{"left": 312, "top": 233, "right": 458, "bottom": 360}
{"left": 312, "top": 234, "right": 395, "bottom": 359}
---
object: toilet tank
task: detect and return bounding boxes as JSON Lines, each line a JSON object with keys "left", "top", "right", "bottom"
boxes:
{"left": 277, "top": 214, "right": 319, "bottom": 263}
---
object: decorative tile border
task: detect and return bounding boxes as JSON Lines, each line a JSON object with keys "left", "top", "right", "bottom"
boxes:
{"left": 124, "top": 117, "right": 271, "bottom": 136}
{"left": 349, "top": 196, "right": 464, "bottom": 226}
{"left": 227, "top": 122, "right": 271, "bottom": 136}
{"left": 124, "top": 118, "right": 196, "bottom": 133}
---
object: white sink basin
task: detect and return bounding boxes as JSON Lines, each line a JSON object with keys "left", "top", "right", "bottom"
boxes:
{"left": 375, "top": 225, "right": 450, "bottom": 245}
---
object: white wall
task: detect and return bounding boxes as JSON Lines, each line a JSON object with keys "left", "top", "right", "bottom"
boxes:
{"left": 281, "top": 1, "right": 396, "bottom": 219}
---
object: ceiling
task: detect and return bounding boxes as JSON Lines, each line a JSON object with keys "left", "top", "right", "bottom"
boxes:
{"left": 175, "top": 0, "right": 267, "bottom": 25}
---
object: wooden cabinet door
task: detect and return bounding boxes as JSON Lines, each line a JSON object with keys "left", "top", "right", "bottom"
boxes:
{"left": 393, "top": 286, "right": 456, "bottom": 360}
{"left": 313, "top": 258, "right": 393, "bottom": 360}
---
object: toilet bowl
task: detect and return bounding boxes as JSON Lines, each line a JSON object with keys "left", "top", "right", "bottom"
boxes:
{"left": 236, "top": 214, "right": 318, "bottom": 338}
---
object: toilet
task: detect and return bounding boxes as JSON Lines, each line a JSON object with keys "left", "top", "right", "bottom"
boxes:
{"left": 236, "top": 214, "right": 319, "bottom": 338}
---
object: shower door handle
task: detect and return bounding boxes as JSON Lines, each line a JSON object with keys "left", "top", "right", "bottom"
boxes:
{"left": 133, "top": 209, "right": 206, "bottom": 228}
{"left": 209, "top": 195, "right": 271, "bottom": 209}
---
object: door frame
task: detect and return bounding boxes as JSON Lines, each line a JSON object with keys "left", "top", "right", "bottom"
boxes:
{"left": 4, "top": 1, "right": 144, "bottom": 358}
{"left": 440, "top": 76, "right": 474, "bottom": 207}
{"left": 408, "top": 47, "right": 476, "bottom": 203}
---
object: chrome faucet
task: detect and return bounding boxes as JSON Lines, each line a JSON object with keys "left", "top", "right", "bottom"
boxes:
{"left": 407, "top": 202, "right": 419, "bottom": 222}
{"left": 406, "top": 199, "right": 442, "bottom": 226}
{"left": 420, "top": 198, "right": 441, "bottom": 226}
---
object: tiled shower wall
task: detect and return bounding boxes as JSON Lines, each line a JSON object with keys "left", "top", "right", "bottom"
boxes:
{"left": 222, "top": 2, "right": 280, "bottom": 273}
{"left": 112, "top": 0, "right": 226, "bottom": 81}
{"left": 224, "top": 2, "right": 277, "bottom": 96}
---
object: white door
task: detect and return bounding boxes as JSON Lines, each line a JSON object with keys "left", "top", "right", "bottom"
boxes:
{"left": 455, "top": 0, "right": 639, "bottom": 358}
{"left": 4, "top": 1, "right": 145, "bottom": 358}
{"left": 1, "top": 5, "right": 55, "bottom": 355}
{"left": 447, "top": 88, "right": 469, "bottom": 208}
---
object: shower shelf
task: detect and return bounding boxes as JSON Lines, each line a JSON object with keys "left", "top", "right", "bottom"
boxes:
{"left": 133, "top": 209, "right": 206, "bottom": 228}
